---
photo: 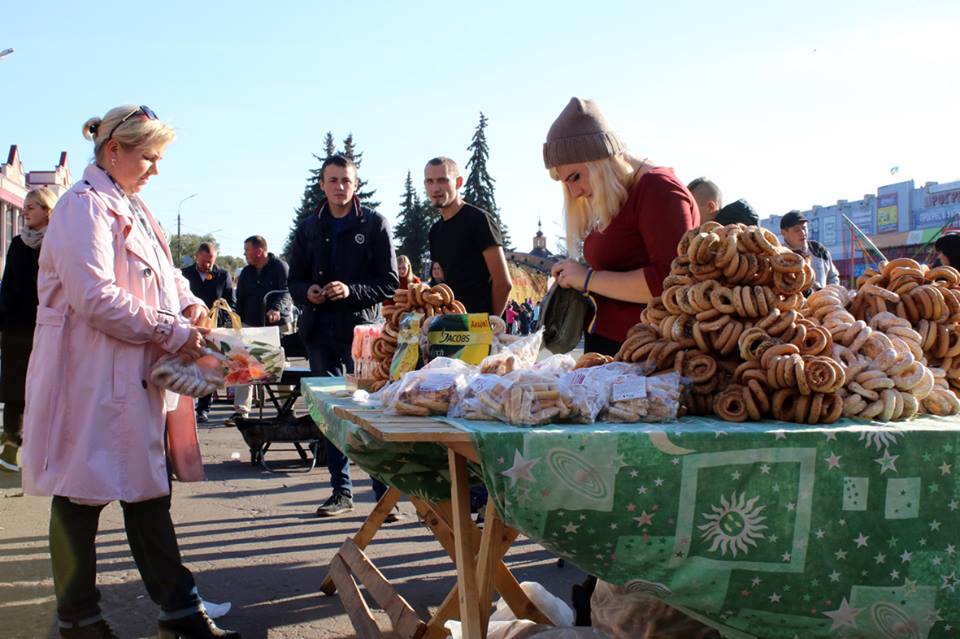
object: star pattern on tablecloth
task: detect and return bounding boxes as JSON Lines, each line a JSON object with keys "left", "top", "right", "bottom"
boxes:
{"left": 875, "top": 450, "right": 898, "bottom": 474}
{"left": 501, "top": 450, "right": 539, "bottom": 488}
{"left": 825, "top": 452, "right": 841, "bottom": 469}
{"left": 823, "top": 598, "right": 863, "bottom": 631}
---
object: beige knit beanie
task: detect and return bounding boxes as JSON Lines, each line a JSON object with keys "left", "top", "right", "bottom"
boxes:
{"left": 543, "top": 97, "right": 625, "bottom": 169}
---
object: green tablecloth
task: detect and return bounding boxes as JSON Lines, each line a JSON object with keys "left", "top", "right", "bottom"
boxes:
{"left": 303, "top": 377, "right": 960, "bottom": 639}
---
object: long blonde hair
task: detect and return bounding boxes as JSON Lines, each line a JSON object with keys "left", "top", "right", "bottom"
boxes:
{"left": 82, "top": 105, "right": 176, "bottom": 165}
{"left": 397, "top": 254, "right": 414, "bottom": 284}
{"left": 550, "top": 154, "right": 634, "bottom": 257}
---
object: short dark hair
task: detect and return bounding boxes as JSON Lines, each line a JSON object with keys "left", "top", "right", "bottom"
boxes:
{"left": 687, "top": 177, "right": 722, "bottom": 202}
{"left": 196, "top": 242, "right": 217, "bottom": 255}
{"left": 426, "top": 156, "right": 459, "bottom": 177}
{"left": 244, "top": 235, "right": 267, "bottom": 250}
{"left": 935, "top": 233, "right": 960, "bottom": 267}
{"left": 321, "top": 154, "right": 357, "bottom": 180}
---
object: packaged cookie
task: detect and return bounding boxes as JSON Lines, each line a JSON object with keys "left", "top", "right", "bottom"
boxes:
{"left": 449, "top": 374, "right": 513, "bottom": 421}
{"left": 498, "top": 371, "right": 576, "bottom": 426}
{"left": 387, "top": 359, "right": 475, "bottom": 416}
{"left": 604, "top": 371, "right": 684, "bottom": 423}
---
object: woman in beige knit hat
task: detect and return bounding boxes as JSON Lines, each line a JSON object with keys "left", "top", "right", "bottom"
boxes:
{"left": 545, "top": 98, "right": 718, "bottom": 637}
{"left": 545, "top": 97, "right": 700, "bottom": 357}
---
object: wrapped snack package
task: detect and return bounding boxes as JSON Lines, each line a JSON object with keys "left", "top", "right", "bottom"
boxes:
{"left": 449, "top": 374, "right": 513, "bottom": 421}
{"left": 560, "top": 362, "right": 637, "bottom": 424}
{"left": 604, "top": 371, "right": 684, "bottom": 423}
{"left": 533, "top": 353, "right": 578, "bottom": 374}
{"left": 494, "top": 371, "right": 576, "bottom": 426}
{"left": 151, "top": 348, "right": 225, "bottom": 398}
{"left": 388, "top": 361, "right": 474, "bottom": 416}
{"left": 480, "top": 329, "right": 544, "bottom": 375}
{"left": 353, "top": 323, "right": 383, "bottom": 381}
{"left": 426, "top": 313, "right": 494, "bottom": 365}
{"left": 390, "top": 312, "right": 423, "bottom": 380}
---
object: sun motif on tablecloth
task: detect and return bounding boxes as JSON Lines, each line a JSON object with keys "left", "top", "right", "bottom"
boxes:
{"left": 698, "top": 492, "right": 768, "bottom": 558}
{"left": 858, "top": 427, "right": 903, "bottom": 452}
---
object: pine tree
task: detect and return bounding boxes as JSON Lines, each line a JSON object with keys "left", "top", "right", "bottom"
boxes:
{"left": 342, "top": 133, "right": 380, "bottom": 210}
{"left": 463, "top": 112, "right": 511, "bottom": 248}
{"left": 284, "top": 133, "right": 379, "bottom": 258}
{"left": 393, "top": 171, "right": 433, "bottom": 276}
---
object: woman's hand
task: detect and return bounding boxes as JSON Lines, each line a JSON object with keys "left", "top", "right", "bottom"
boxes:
{"left": 177, "top": 326, "right": 210, "bottom": 361}
{"left": 551, "top": 259, "right": 588, "bottom": 290}
{"left": 182, "top": 304, "right": 206, "bottom": 326}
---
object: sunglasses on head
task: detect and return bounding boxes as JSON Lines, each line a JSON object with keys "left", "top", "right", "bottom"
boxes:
{"left": 105, "top": 105, "right": 158, "bottom": 142}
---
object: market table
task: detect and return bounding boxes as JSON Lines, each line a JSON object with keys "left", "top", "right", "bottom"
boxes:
{"left": 304, "top": 377, "right": 550, "bottom": 639}
{"left": 304, "top": 376, "right": 960, "bottom": 639}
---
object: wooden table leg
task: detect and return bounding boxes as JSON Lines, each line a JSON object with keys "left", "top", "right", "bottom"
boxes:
{"left": 448, "top": 448, "right": 483, "bottom": 639}
{"left": 412, "top": 495, "right": 552, "bottom": 634}
{"left": 320, "top": 486, "right": 403, "bottom": 595}
{"left": 475, "top": 498, "right": 504, "bottom": 630}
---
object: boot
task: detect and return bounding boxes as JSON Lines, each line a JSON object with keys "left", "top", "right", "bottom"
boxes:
{"left": 59, "top": 619, "right": 119, "bottom": 638}
{"left": 158, "top": 610, "right": 240, "bottom": 638}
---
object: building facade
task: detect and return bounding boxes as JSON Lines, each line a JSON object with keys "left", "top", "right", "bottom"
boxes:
{"left": 761, "top": 177, "right": 960, "bottom": 285}
{"left": 0, "top": 145, "right": 72, "bottom": 273}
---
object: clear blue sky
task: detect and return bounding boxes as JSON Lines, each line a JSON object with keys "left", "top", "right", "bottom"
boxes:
{"left": 2, "top": 1, "right": 958, "bottom": 263}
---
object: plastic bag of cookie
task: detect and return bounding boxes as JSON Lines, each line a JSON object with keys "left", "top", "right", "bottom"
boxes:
{"left": 387, "top": 358, "right": 476, "bottom": 417}
{"left": 480, "top": 329, "right": 544, "bottom": 375}
{"left": 603, "top": 371, "right": 684, "bottom": 423}
{"left": 561, "top": 362, "right": 642, "bottom": 423}
{"left": 448, "top": 373, "right": 513, "bottom": 421}
{"left": 494, "top": 370, "right": 577, "bottom": 426}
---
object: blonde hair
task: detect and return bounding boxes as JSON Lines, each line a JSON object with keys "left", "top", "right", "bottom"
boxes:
{"left": 550, "top": 154, "right": 634, "bottom": 256}
{"left": 397, "top": 254, "right": 414, "bottom": 284}
{"left": 25, "top": 186, "right": 58, "bottom": 212}
{"left": 82, "top": 105, "right": 175, "bottom": 165}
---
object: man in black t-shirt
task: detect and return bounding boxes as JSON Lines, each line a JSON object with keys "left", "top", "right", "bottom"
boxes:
{"left": 425, "top": 157, "right": 512, "bottom": 315}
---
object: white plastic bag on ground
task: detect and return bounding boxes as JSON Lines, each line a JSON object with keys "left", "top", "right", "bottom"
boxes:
{"left": 490, "top": 581, "right": 575, "bottom": 627}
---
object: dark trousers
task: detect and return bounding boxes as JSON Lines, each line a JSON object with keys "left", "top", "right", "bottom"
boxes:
{"left": 3, "top": 402, "right": 23, "bottom": 444}
{"left": 50, "top": 494, "right": 201, "bottom": 625}
{"left": 195, "top": 393, "right": 213, "bottom": 414}
{"left": 307, "top": 340, "right": 387, "bottom": 501}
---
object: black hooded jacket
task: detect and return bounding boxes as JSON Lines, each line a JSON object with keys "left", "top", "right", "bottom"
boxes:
{"left": 714, "top": 199, "right": 760, "bottom": 226}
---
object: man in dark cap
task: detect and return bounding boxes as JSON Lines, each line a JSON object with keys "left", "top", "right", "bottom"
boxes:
{"left": 780, "top": 211, "right": 839, "bottom": 291}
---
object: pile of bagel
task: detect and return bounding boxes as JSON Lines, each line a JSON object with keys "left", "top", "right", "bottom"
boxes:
{"left": 851, "top": 258, "right": 960, "bottom": 404}
{"left": 367, "top": 283, "right": 464, "bottom": 390}
{"left": 612, "top": 221, "right": 960, "bottom": 423}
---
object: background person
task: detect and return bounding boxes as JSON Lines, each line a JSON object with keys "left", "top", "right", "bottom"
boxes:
{"left": 182, "top": 242, "right": 236, "bottom": 422}
{"left": 20, "top": 105, "right": 237, "bottom": 638}
{"left": 428, "top": 260, "right": 445, "bottom": 286}
{"left": 425, "top": 157, "right": 512, "bottom": 315}
{"left": 227, "top": 235, "right": 290, "bottom": 424}
{"left": 545, "top": 97, "right": 699, "bottom": 356}
{"left": 0, "top": 187, "right": 56, "bottom": 473}
{"left": 688, "top": 177, "right": 760, "bottom": 226}
{"left": 287, "top": 154, "right": 399, "bottom": 519}
{"left": 384, "top": 254, "right": 420, "bottom": 307}
{"left": 935, "top": 233, "right": 960, "bottom": 267}
{"left": 779, "top": 211, "right": 839, "bottom": 292}
{"left": 687, "top": 177, "right": 722, "bottom": 222}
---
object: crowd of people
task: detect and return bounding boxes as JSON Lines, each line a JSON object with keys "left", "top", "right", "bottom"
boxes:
{"left": 0, "top": 97, "right": 953, "bottom": 638}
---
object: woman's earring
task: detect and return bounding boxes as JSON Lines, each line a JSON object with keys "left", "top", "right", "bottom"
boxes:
{"left": 111, "top": 157, "right": 117, "bottom": 166}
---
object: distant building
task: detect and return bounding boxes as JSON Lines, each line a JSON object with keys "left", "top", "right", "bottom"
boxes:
{"left": 0, "top": 145, "right": 72, "bottom": 272}
{"left": 504, "top": 219, "right": 556, "bottom": 303}
{"left": 761, "top": 177, "right": 960, "bottom": 285}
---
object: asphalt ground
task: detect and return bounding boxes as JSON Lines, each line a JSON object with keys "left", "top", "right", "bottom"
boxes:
{"left": 0, "top": 393, "right": 585, "bottom": 639}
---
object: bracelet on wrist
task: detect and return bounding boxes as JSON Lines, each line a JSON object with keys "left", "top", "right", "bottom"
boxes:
{"left": 583, "top": 268, "right": 595, "bottom": 294}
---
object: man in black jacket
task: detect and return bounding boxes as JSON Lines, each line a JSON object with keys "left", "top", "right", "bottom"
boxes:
{"left": 227, "top": 235, "right": 292, "bottom": 423}
{"left": 181, "top": 242, "right": 236, "bottom": 422}
{"left": 688, "top": 177, "right": 761, "bottom": 226}
{"left": 288, "top": 155, "right": 399, "bottom": 518}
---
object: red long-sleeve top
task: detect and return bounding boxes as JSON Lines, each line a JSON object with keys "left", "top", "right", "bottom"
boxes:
{"left": 582, "top": 167, "right": 698, "bottom": 344}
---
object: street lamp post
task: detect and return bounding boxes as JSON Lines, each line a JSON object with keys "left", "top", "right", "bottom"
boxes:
{"left": 176, "top": 193, "right": 199, "bottom": 265}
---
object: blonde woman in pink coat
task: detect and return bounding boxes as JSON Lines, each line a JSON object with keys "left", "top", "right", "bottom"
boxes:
{"left": 21, "top": 105, "right": 239, "bottom": 639}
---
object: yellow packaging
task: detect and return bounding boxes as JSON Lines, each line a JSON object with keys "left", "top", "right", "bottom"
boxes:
{"left": 390, "top": 312, "right": 423, "bottom": 381}
{"left": 427, "top": 313, "right": 494, "bottom": 365}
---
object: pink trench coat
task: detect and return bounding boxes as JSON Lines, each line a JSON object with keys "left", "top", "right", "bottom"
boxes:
{"left": 21, "top": 164, "right": 203, "bottom": 503}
